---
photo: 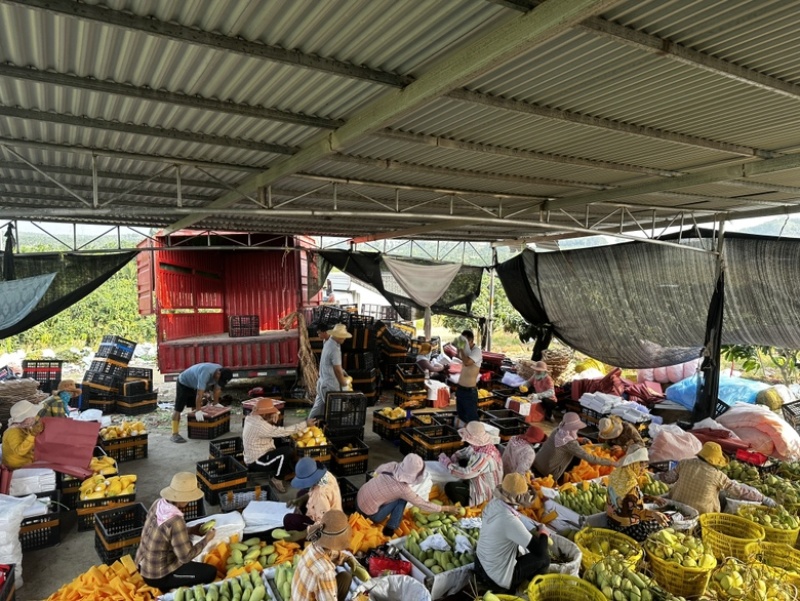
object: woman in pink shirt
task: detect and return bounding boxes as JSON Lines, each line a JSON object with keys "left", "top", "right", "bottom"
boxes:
{"left": 357, "top": 454, "right": 459, "bottom": 537}
{"left": 523, "top": 361, "right": 556, "bottom": 421}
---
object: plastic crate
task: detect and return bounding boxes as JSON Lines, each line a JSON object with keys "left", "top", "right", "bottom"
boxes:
{"left": 325, "top": 425, "right": 365, "bottom": 448}
{"left": 714, "top": 399, "right": 731, "bottom": 419}
{"left": 324, "top": 392, "right": 368, "bottom": 429}
{"left": 395, "top": 363, "right": 425, "bottom": 384}
{"left": 393, "top": 389, "right": 427, "bottom": 408}
{"left": 19, "top": 491, "right": 61, "bottom": 551}
{"left": 196, "top": 456, "right": 248, "bottom": 505}
{"left": 480, "top": 408, "right": 518, "bottom": 421}
{"left": 57, "top": 472, "right": 81, "bottom": 509}
{"left": 293, "top": 439, "right": 332, "bottom": 463}
{"left": 399, "top": 429, "right": 415, "bottom": 455}
{"left": 411, "top": 413, "right": 438, "bottom": 428}
{"left": 432, "top": 411, "right": 458, "bottom": 427}
{"left": 372, "top": 409, "right": 410, "bottom": 440}
{"left": 219, "top": 485, "right": 275, "bottom": 513}
{"left": 782, "top": 400, "right": 800, "bottom": 432}
{"left": 94, "top": 502, "right": 147, "bottom": 564}
{"left": 95, "top": 336, "right": 136, "bottom": 362}
{"left": 88, "top": 358, "right": 128, "bottom": 379}
{"left": 0, "top": 564, "right": 15, "bottom": 601}
{"left": 83, "top": 371, "right": 122, "bottom": 393}
{"left": 126, "top": 366, "right": 153, "bottom": 380}
{"left": 76, "top": 493, "right": 137, "bottom": 531}
{"left": 490, "top": 416, "right": 527, "bottom": 441}
{"left": 116, "top": 393, "right": 158, "bottom": 416}
{"left": 229, "top": 315, "right": 259, "bottom": 337}
{"left": 413, "top": 425, "right": 461, "bottom": 447}
{"left": 86, "top": 397, "right": 117, "bottom": 415}
{"left": 99, "top": 433, "right": 148, "bottom": 463}
{"left": 331, "top": 438, "right": 369, "bottom": 477}
{"left": 339, "top": 477, "right": 359, "bottom": 514}
{"left": 22, "top": 359, "right": 63, "bottom": 393}
{"left": 188, "top": 411, "right": 231, "bottom": 440}
{"left": 121, "top": 379, "right": 151, "bottom": 396}
{"left": 209, "top": 437, "right": 245, "bottom": 465}
{"left": 182, "top": 498, "right": 205, "bottom": 521}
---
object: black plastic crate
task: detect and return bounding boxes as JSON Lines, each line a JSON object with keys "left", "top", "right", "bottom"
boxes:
{"left": 209, "top": 437, "right": 245, "bottom": 465}
{"left": 331, "top": 438, "right": 369, "bottom": 477}
{"left": 372, "top": 409, "right": 409, "bottom": 440}
{"left": 22, "top": 359, "right": 63, "bottom": 393}
{"left": 432, "top": 411, "right": 458, "bottom": 427}
{"left": 395, "top": 363, "right": 425, "bottom": 384}
{"left": 116, "top": 393, "right": 158, "bottom": 416}
{"left": 88, "top": 359, "right": 129, "bottom": 379}
{"left": 293, "top": 440, "right": 332, "bottom": 461}
{"left": 394, "top": 389, "right": 427, "bottom": 408}
{"left": 188, "top": 411, "right": 231, "bottom": 439}
{"left": 95, "top": 340, "right": 135, "bottom": 363}
{"left": 76, "top": 494, "right": 137, "bottom": 531}
{"left": 218, "top": 485, "right": 276, "bottom": 513}
{"left": 342, "top": 355, "right": 376, "bottom": 372}
{"left": 782, "top": 400, "right": 800, "bottom": 432}
{"left": 196, "top": 456, "right": 248, "bottom": 505}
{"left": 122, "top": 379, "right": 151, "bottom": 396}
{"left": 83, "top": 370, "right": 123, "bottom": 393}
{"left": 86, "top": 397, "right": 117, "bottom": 415}
{"left": 324, "top": 392, "right": 368, "bottom": 428}
{"left": 490, "top": 417, "right": 527, "bottom": 440}
{"left": 411, "top": 413, "right": 438, "bottom": 428}
{"left": 126, "top": 366, "right": 153, "bottom": 380}
{"left": 99, "top": 433, "right": 148, "bottom": 463}
{"left": 230, "top": 314, "right": 259, "bottom": 329}
{"left": 182, "top": 498, "right": 205, "bottom": 521}
{"left": 714, "top": 399, "right": 732, "bottom": 419}
{"left": 94, "top": 502, "right": 147, "bottom": 564}
{"left": 413, "top": 425, "right": 461, "bottom": 447}
{"left": 339, "top": 477, "right": 359, "bottom": 514}
{"left": 399, "top": 429, "right": 415, "bottom": 455}
{"left": 19, "top": 491, "right": 61, "bottom": 551}
{"left": 480, "top": 408, "right": 517, "bottom": 421}
{"left": 0, "top": 564, "right": 15, "bottom": 601}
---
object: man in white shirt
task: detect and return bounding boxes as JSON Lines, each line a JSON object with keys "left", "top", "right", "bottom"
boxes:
{"left": 455, "top": 330, "right": 482, "bottom": 424}
{"left": 309, "top": 323, "right": 352, "bottom": 420}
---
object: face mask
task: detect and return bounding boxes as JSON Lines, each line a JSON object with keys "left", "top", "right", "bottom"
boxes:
{"left": 59, "top": 391, "right": 72, "bottom": 402}
{"left": 535, "top": 372, "right": 547, "bottom": 380}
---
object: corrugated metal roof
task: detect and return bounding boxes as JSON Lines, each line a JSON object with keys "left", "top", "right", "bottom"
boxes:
{"left": 2, "top": 0, "right": 800, "bottom": 245}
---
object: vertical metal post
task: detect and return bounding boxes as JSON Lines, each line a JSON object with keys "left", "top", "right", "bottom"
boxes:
{"left": 268, "top": 186, "right": 273, "bottom": 209}
{"left": 73, "top": 223, "right": 77, "bottom": 250}
{"left": 91, "top": 155, "right": 99, "bottom": 208}
{"left": 486, "top": 247, "right": 498, "bottom": 352}
{"left": 333, "top": 183, "right": 338, "bottom": 210}
{"left": 176, "top": 165, "right": 183, "bottom": 207}
{"left": 14, "top": 220, "right": 19, "bottom": 253}
{"left": 395, "top": 189, "right": 400, "bottom": 212}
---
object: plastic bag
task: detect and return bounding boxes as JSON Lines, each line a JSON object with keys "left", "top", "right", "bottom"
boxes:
{"left": 0, "top": 493, "right": 36, "bottom": 586}
{"left": 355, "top": 575, "right": 431, "bottom": 601}
{"left": 649, "top": 429, "right": 703, "bottom": 463}
{"left": 454, "top": 534, "right": 473, "bottom": 554}
{"left": 419, "top": 533, "right": 450, "bottom": 552}
{"left": 546, "top": 533, "right": 582, "bottom": 576}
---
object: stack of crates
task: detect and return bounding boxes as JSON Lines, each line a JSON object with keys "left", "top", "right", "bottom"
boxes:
{"left": 324, "top": 392, "right": 368, "bottom": 443}
{"left": 22, "top": 360, "right": 63, "bottom": 394}
{"left": 83, "top": 335, "right": 137, "bottom": 414}
{"left": 117, "top": 366, "right": 157, "bottom": 415}
{"left": 394, "top": 363, "right": 426, "bottom": 408}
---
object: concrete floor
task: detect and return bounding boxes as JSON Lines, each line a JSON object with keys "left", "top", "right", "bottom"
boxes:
{"left": 19, "top": 390, "right": 408, "bottom": 601}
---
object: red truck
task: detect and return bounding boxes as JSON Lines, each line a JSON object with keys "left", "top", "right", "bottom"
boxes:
{"left": 136, "top": 231, "right": 319, "bottom": 381}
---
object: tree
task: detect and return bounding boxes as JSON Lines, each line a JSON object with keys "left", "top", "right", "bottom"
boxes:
{"left": 721, "top": 344, "right": 800, "bottom": 385}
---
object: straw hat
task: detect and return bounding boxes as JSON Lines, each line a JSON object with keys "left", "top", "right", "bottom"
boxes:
{"left": 697, "top": 441, "right": 728, "bottom": 468}
{"left": 532, "top": 361, "right": 549, "bottom": 373}
{"left": 160, "top": 472, "right": 204, "bottom": 503}
{"left": 598, "top": 416, "right": 623, "bottom": 440}
{"left": 9, "top": 400, "right": 39, "bottom": 424}
{"left": 291, "top": 457, "right": 327, "bottom": 488}
{"left": 560, "top": 412, "right": 586, "bottom": 431}
{"left": 502, "top": 473, "right": 528, "bottom": 497}
{"left": 619, "top": 445, "right": 649, "bottom": 467}
{"left": 56, "top": 379, "right": 81, "bottom": 396}
{"left": 253, "top": 397, "right": 280, "bottom": 416}
{"left": 317, "top": 509, "right": 352, "bottom": 550}
{"left": 329, "top": 323, "right": 352, "bottom": 339}
{"left": 458, "top": 421, "right": 492, "bottom": 447}
{"left": 522, "top": 425, "right": 547, "bottom": 444}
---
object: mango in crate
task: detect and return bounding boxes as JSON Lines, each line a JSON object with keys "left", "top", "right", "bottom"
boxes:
{"left": 79, "top": 474, "right": 136, "bottom": 500}
{"left": 477, "top": 389, "right": 492, "bottom": 399}
{"left": 379, "top": 407, "right": 407, "bottom": 420}
{"left": 292, "top": 425, "right": 327, "bottom": 448}
{"left": 99, "top": 420, "right": 147, "bottom": 441}
{"left": 89, "top": 455, "right": 118, "bottom": 476}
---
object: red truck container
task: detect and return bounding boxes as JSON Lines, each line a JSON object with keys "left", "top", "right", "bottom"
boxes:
{"left": 137, "top": 231, "right": 319, "bottom": 380}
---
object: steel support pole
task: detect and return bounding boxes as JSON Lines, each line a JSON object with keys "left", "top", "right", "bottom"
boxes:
{"left": 486, "top": 247, "right": 498, "bottom": 352}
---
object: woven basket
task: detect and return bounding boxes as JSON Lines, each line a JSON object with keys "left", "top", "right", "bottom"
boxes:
{"left": 737, "top": 505, "right": 800, "bottom": 546}
{"left": 744, "top": 541, "right": 800, "bottom": 573}
{"left": 574, "top": 527, "right": 643, "bottom": 572}
{"left": 644, "top": 544, "right": 715, "bottom": 598}
{"left": 700, "top": 513, "right": 765, "bottom": 560}
{"left": 527, "top": 574, "right": 606, "bottom": 601}
{"left": 542, "top": 347, "right": 574, "bottom": 381}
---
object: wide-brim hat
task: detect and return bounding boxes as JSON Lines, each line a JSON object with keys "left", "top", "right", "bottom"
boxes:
{"left": 9, "top": 400, "right": 39, "bottom": 424}
{"left": 292, "top": 457, "right": 327, "bottom": 488}
{"left": 502, "top": 473, "right": 528, "bottom": 497}
{"left": 532, "top": 361, "right": 550, "bottom": 373}
{"left": 160, "top": 472, "right": 204, "bottom": 503}
{"left": 522, "top": 425, "right": 547, "bottom": 444}
{"left": 329, "top": 323, "right": 352, "bottom": 339}
{"left": 598, "top": 416, "right": 623, "bottom": 440}
{"left": 697, "top": 441, "right": 728, "bottom": 468}
{"left": 253, "top": 397, "right": 280, "bottom": 415}
{"left": 56, "top": 379, "right": 81, "bottom": 396}
{"left": 458, "top": 421, "right": 492, "bottom": 447}
{"left": 561, "top": 412, "right": 586, "bottom": 431}
{"left": 619, "top": 445, "right": 649, "bottom": 467}
{"left": 318, "top": 509, "right": 352, "bottom": 550}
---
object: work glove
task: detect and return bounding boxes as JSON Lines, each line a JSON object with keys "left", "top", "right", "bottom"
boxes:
{"left": 438, "top": 453, "right": 452, "bottom": 468}
{"left": 763, "top": 497, "right": 778, "bottom": 508}
{"left": 194, "top": 411, "right": 205, "bottom": 422}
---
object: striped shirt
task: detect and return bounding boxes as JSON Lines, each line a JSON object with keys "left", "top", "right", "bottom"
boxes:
{"left": 136, "top": 501, "right": 206, "bottom": 580}
{"left": 448, "top": 444, "right": 503, "bottom": 506}
{"left": 660, "top": 458, "right": 764, "bottom": 514}
{"left": 242, "top": 414, "right": 305, "bottom": 464}
{"left": 291, "top": 542, "right": 338, "bottom": 601}
{"left": 357, "top": 472, "right": 441, "bottom": 516}
{"left": 37, "top": 396, "right": 67, "bottom": 418}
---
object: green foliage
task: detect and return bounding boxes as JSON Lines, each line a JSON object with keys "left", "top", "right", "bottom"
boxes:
{"left": 441, "top": 277, "right": 524, "bottom": 336}
{"left": 721, "top": 344, "right": 800, "bottom": 385}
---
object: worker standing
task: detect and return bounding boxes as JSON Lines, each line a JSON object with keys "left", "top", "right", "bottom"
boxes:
{"left": 455, "top": 330, "right": 482, "bottom": 425}
{"left": 171, "top": 362, "right": 233, "bottom": 443}
{"left": 309, "top": 323, "right": 351, "bottom": 421}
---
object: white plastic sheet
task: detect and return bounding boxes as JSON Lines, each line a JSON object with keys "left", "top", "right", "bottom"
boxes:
{"left": 355, "top": 575, "right": 431, "bottom": 601}
{"left": 0, "top": 493, "right": 36, "bottom": 586}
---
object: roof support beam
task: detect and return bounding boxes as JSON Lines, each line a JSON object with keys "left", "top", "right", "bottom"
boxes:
{"left": 544, "top": 153, "right": 800, "bottom": 211}
{"left": 166, "top": 0, "right": 623, "bottom": 233}
{"left": 0, "top": 106, "right": 295, "bottom": 155}
{"left": 447, "top": 88, "right": 769, "bottom": 158}
{"left": 9, "top": 0, "right": 408, "bottom": 88}
{"left": 0, "top": 63, "right": 342, "bottom": 130}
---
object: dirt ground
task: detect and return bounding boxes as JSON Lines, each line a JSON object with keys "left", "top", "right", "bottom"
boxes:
{"left": 18, "top": 382, "right": 410, "bottom": 601}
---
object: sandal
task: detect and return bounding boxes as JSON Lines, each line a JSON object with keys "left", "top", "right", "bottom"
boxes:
{"left": 271, "top": 477, "right": 287, "bottom": 493}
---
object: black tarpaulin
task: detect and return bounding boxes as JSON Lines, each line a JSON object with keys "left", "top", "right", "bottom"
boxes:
{"left": 695, "top": 269, "right": 725, "bottom": 422}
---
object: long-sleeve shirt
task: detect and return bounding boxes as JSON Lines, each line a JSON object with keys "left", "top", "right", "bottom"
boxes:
{"left": 604, "top": 422, "right": 644, "bottom": 449}
{"left": 660, "top": 458, "right": 765, "bottom": 514}
{"left": 306, "top": 474, "right": 342, "bottom": 524}
{"left": 533, "top": 437, "right": 614, "bottom": 482}
{"left": 37, "top": 396, "right": 67, "bottom": 418}
{"left": 357, "top": 473, "right": 441, "bottom": 515}
{"left": 242, "top": 414, "right": 305, "bottom": 464}
{"left": 1, "top": 427, "right": 37, "bottom": 469}
{"left": 528, "top": 375, "right": 555, "bottom": 400}
{"left": 448, "top": 445, "right": 503, "bottom": 506}
{"left": 502, "top": 436, "right": 537, "bottom": 476}
{"left": 292, "top": 542, "right": 338, "bottom": 601}
{"left": 136, "top": 501, "right": 207, "bottom": 580}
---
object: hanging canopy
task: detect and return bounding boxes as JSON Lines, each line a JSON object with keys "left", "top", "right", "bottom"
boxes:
{"left": 0, "top": 273, "right": 57, "bottom": 331}
{"left": 496, "top": 231, "right": 800, "bottom": 369}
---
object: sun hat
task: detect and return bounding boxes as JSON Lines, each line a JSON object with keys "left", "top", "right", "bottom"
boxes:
{"left": 697, "top": 441, "right": 728, "bottom": 468}
{"left": 160, "top": 472, "right": 204, "bottom": 503}
{"left": 560, "top": 412, "right": 586, "bottom": 431}
{"left": 458, "top": 421, "right": 493, "bottom": 447}
{"left": 253, "top": 397, "right": 280, "bottom": 416}
{"left": 291, "top": 457, "right": 327, "bottom": 489}
{"left": 392, "top": 454, "right": 425, "bottom": 485}
{"left": 329, "top": 323, "right": 352, "bottom": 339}
{"left": 522, "top": 425, "right": 547, "bottom": 444}
{"left": 598, "top": 416, "right": 623, "bottom": 440}
{"left": 532, "top": 361, "right": 549, "bottom": 373}
{"left": 9, "top": 400, "right": 40, "bottom": 424}
{"left": 315, "top": 509, "right": 352, "bottom": 550}
{"left": 619, "top": 445, "right": 649, "bottom": 467}
{"left": 502, "top": 473, "right": 528, "bottom": 497}
{"left": 56, "top": 379, "right": 81, "bottom": 396}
